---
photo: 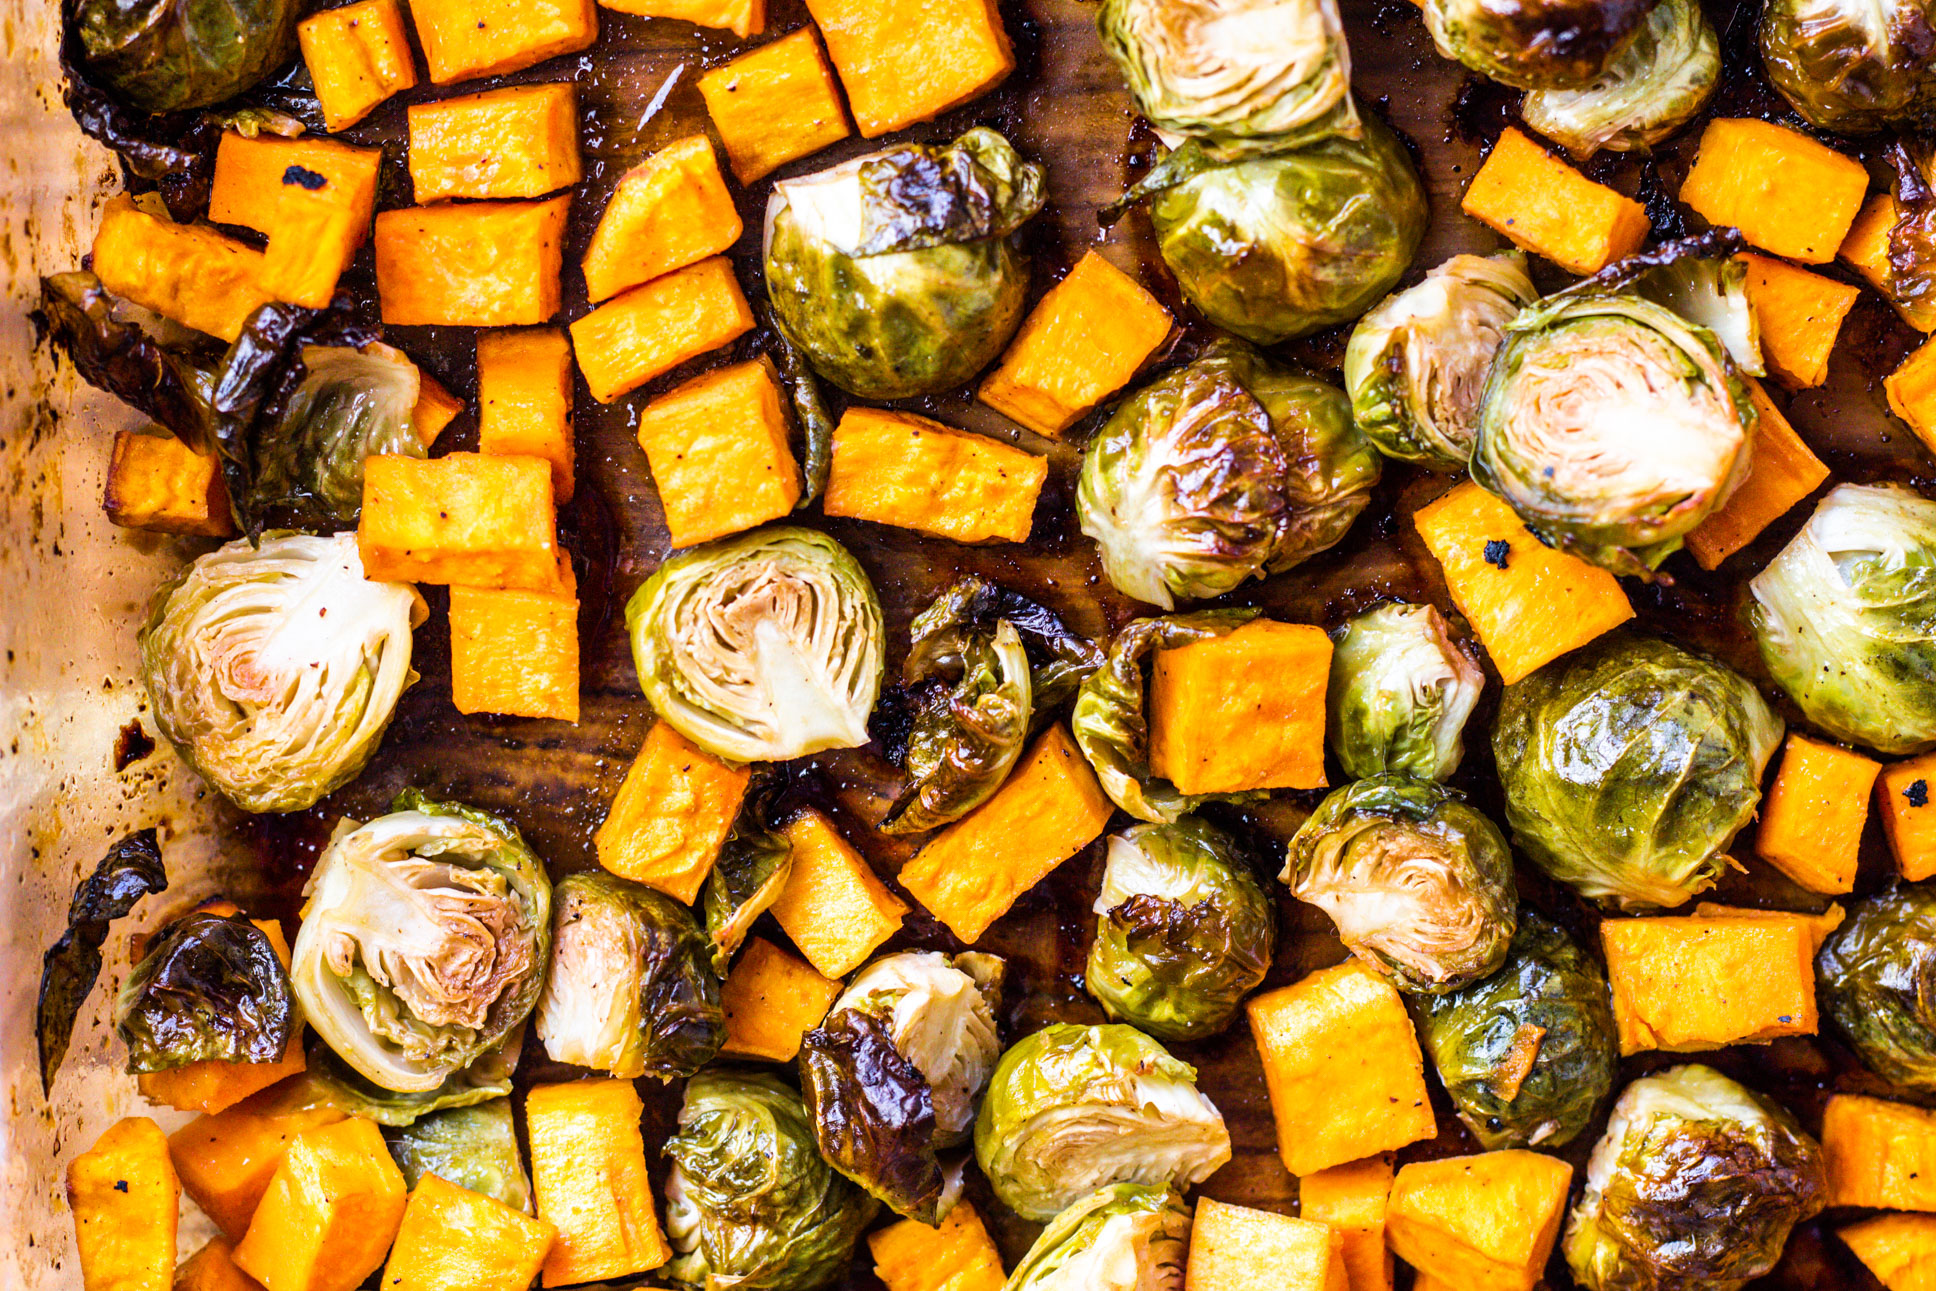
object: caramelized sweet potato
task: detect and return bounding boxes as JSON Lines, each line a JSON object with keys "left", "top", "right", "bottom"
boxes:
{"left": 92, "top": 194, "right": 269, "bottom": 342}
{"left": 104, "top": 430, "right": 234, "bottom": 538}
{"left": 581, "top": 134, "right": 741, "bottom": 304}
{"left": 298, "top": 0, "right": 417, "bottom": 131}
{"left": 408, "top": 84, "right": 581, "bottom": 202}
{"left": 1148, "top": 619, "right": 1331, "bottom": 795}
{"left": 570, "top": 256, "right": 755, "bottom": 403}
{"left": 823, "top": 407, "right": 1047, "bottom": 543}
{"left": 869, "top": 1202, "right": 1006, "bottom": 1291}
{"left": 1385, "top": 1152, "right": 1572, "bottom": 1291}
{"left": 1840, "top": 1212, "right": 1936, "bottom": 1289}
{"left": 525, "top": 1079, "right": 670, "bottom": 1286}
{"left": 477, "top": 327, "right": 575, "bottom": 502}
{"left": 67, "top": 1117, "right": 178, "bottom": 1291}
{"left": 1461, "top": 128, "right": 1649, "bottom": 275}
{"left": 381, "top": 1174, "right": 557, "bottom": 1291}
{"left": 448, "top": 573, "right": 581, "bottom": 723}
{"left": 170, "top": 1083, "right": 349, "bottom": 1240}
{"left": 1842, "top": 194, "right": 1936, "bottom": 334}
{"left": 1740, "top": 253, "right": 1859, "bottom": 390}
{"left": 358, "top": 452, "right": 559, "bottom": 589}
{"left": 260, "top": 178, "right": 362, "bottom": 308}
{"left": 1299, "top": 1157, "right": 1395, "bottom": 1291}
{"left": 770, "top": 810, "right": 908, "bottom": 978}
{"left": 598, "top": 0, "right": 762, "bottom": 38}
{"left": 1756, "top": 734, "right": 1880, "bottom": 894}
{"left": 1186, "top": 1199, "right": 1348, "bottom": 1291}
{"left": 1823, "top": 1093, "right": 1936, "bottom": 1211}
{"left": 1888, "top": 337, "right": 1936, "bottom": 459}
{"left": 412, "top": 374, "right": 464, "bottom": 447}
{"left": 804, "top": 0, "right": 1014, "bottom": 136}
{"left": 1684, "top": 380, "right": 1828, "bottom": 570}
{"left": 374, "top": 197, "right": 569, "bottom": 326}
{"left": 697, "top": 28, "right": 851, "bottom": 184}
{"left": 593, "top": 720, "right": 749, "bottom": 903}
{"left": 632, "top": 357, "right": 802, "bottom": 547}
{"left": 232, "top": 1118, "right": 407, "bottom": 1291}
{"left": 409, "top": 0, "right": 597, "bottom": 84}
{"left": 208, "top": 132, "right": 380, "bottom": 237}
{"left": 1679, "top": 118, "right": 1868, "bottom": 264}
{"left": 1880, "top": 751, "right": 1936, "bottom": 881}
{"left": 1602, "top": 913, "right": 1817, "bottom": 1054}
{"left": 719, "top": 936, "right": 842, "bottom": 1063}
{"left": 175, "top": 1238, "right": 265, "bottom": 1291}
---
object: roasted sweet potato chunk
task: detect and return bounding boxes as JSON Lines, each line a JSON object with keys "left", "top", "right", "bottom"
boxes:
{"left": 67, "top": 1117, "right": 178, "bottom": 1291}
{"left": 1889, "top": 337, "right": 1936, "bottom": 459}
{"left": 804, "top": 0, "right": 1014, "bottom": 136}
{"left": 92, "top": 194, "right": 269, "bottom": 343}
{"left": 1386, "top": 1152, "right": 1572, "bottom": 1291}
{"left": 449, "top": 573, "right": 581, "bottom": 723}
{"left": 1740, "top": 252, "right": 1859, "bottom": 390}
{"left": 359, "top": 452, "right": 559, "bottom": 589}
{"left": 569, "top": 256, "right": 754, "bottom": 403}
{"left": 1755, "top": 733, "right": 1880, "bottom": 894}
{"left": 581, "top": 134, "right": 741, "bottom": 304}
{"left": 232, "top": 1118, "right": 407, "bottom": 1291}
{"left": 719, "top": 936, "right": 841, "bottom": 1062}
{"left": 697, "top": 28, "right": 850, "bottom": 184}
{"left": 381, "top": 1175, "right": 557, "bottom": 1291}
{"left": 1462, "top": 128, "right": 1649, "bottom": 275}
{"left": 1602, "top": 912, "right": 1818, "bottom": 1054}
{"left": 209, "top": 132, "right": 380, "bottom": 237}
{"left": 598, "top": 0, "right": 762, "bottom": 37}
{"left": 526, "top": 1079, "right": 671, "bottom": 1286}
{"left": 374, "top": 197, "right": 569, "bottom": 327}
{"left": 409, "top": 0, "right": 597, "bottom": 84}
{"left": 1881, "top": 750, "right": 1936, "bottom": 881}
{"left": 632, "top": 357, "right": 802, "bottom": 547}
{"left": 769, "top": 810, "right": 907, "bottom": 978}
{"left": 823, "top": 407, "right": 1046, "bottom": 543}
{"left": 1148, "top": 619, "right": 1331, "bottom": 795}
{"left": 1186, "top": 1198, "right": 1349, "bottom": 1291}
{"left": 299, "top": 0, "right": 418, "bottom": 131}
{"left": 477, "top": 327, "right": 575, "bottom": 503}
{"left": 104, "top": 430, "right": 234, "bottom": 538}
{"left": 593, "top": 720, "right": 749, "bottom": 903}
{"left": 1684, "top": 381, "right": 1827, "bottom": 570}
{"left": 1679, "top": 118, "right": 1868, "bottom": 264}
{"left": 408, "top": 83, "right": 581, "bottom": 202}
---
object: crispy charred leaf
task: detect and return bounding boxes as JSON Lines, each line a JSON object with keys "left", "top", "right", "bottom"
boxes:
{"left": 1556, "top": 229, "right": 1762, "bottom": 375}
{"left": 38, "top": 272, "right": 223, "bottom": 453}
{"left": 37, "top": 829, "right": 168, "bottom": 1093}
{"left": 799, "top": 1010, "right": 946, "bottom": 1223}
{"left": 703, "top": 819, "right": 794, "bottom": 975}
{"left": 59, "top": 42, "right": 220, "bottom": 219}
{"left": 305, "top": 1027, "right": 522, "bottom": 1127}
{"left": 1893, "top": 140, "right": 1936, "bottom": 328}
{"left": 114, "top": 909, "right": 294, "bottom": 1073}
{"left": 849, "top": 130, "right": 1047, "bottom": 256}
{"left": 1818, "top": 882, "right": 1936, "bottom": 1090}
{"left": 383, "top": 1099, "right": 534, "bottom": 1214}
{"left": 763, "top": 312, "right": 834, "bottom": 508}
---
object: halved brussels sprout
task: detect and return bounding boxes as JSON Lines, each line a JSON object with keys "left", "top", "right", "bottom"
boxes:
{"left": 764, "top": 128, "right": 1044, "bottom": 400}
{"left": 115, "top": 907, "right": 295, "bottom": 1073}
{"left": 71, "top": 0, "right": 301, "bottom": 113}
{"left": 1749, "top": 483, "right": 1936, "bottom": 756}
{"left": 973, "top": 1023, "right": 1231, "bottom": 1222}
{"left": 1818, "top": 882, "right": 1936, "bottom": 1090}
{"left": 1285, "top": 775, "right": 1517, "bottom": 994}
{"left": 663, "top": 1071, "right": 877, "bottom": 1291}
{"left": 1005, "top": 1184, "right": 1192, "bottom": 1291}
{"left": 535, "top": 871, "right": 724, "bottom": 1081}
{"left": 1343, "top": 253, "right": 1537, "bottom": 471}
{"left": 303, "top": 1025, "right": 523, "bottom": 1127}
{"left": 140, "top": 531, "right": 424, "bottom": 814}
{"left": 38, "top": 829, "right": 168, "bottom": 1092}
{"left": 250, "top": 343, "right": 426, "bottom": 530}
{"left": 627, "top": 527, "right": 885, "bottom": 763}
{"left": 1077, "top": 343, "right": 1381, "bottom": 609}
{"left": 383, "top": 1098, "right": 533, "bottom": 1214}
{"left": 1493, "top": 634, "right": 1783, "bottom": 910}
{"left": 1087, "top": 818, "right": 1275, "bottom": 1042}
{"left": 799, "top": 951, "right": 1004, "bottom": 1222}
{"left": 1761, "top": 0, "right": 1936, "bottom": 133}
{"left": 1414, "top": 912, "right": 1618, "bottom": 1150}
{"left": 703, "top": 823, "right": 794, "bottom": 975}
{"left": 1422, "top": 0, "right": 1656, "bottom": 88}
{"left": 1522, "top": 0, "right": 1720, "bottom": 158}
{"left": 290, "top": 792, "right": 551, "bottom": 1094}
{"left": 1564, "top": 1065, "right": 1826, "bottom": 1291}
{"left": 1327, "top": 603, "right": 1484, "bottom": 782}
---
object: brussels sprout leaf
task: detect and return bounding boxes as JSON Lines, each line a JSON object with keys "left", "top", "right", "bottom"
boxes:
{"left": 799, "top": 1009, "right": 947, "bottom": 1224}
{"left": 703, "top": 821, "right": 794, "bottom": 974}
{"left": 384, "top": 1099, "right": 534, "bottom": 1213}
{"left": 763, "top": 308, "right": 834, "bottom": 507}
{"left": 1892, "top": 141, "right": 1936, "bottom": 329}
{"left": 851, "top": 129, "right": 1047, "bottom": 256}
{"left": 115, "top": 909, "right": 295, "bottom": 1073}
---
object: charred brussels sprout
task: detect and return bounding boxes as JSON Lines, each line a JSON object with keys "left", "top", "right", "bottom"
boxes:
{"left": 1761, "top": 0, "right": 1936, "bottom": 133}
{"left": 1818, "top": 882, "right": 1936, "bottom": 1090}
{"left": 1077, "top": 343, "right": 1380, "bottom": 609}
{"left": 627, "top": 527, "right": 885, "bottom": 763}
{"left": 70, "top": 0, "right": 302, "bottom": 113}
{"left": 1344, "top": 253, "right": 1537, "bottom": 471}
{"left": 248, "top": 343, "right": 428, "bottom": 530}
{"left": 974, "top": 1023, "right": 1231, "bottom": 1221}
{"left": 1749, "top": 484, "right": 1936, "bottom": 756}
{"left": 702, "top": 825, "right": 794, "bottom": 974}
{"left": 140, "top": 531, "right": 424, "bottom": 814}
{"left": 1415, "top": 912, "right": 1618, "bottom": 1150}
{"left": 1086, "top": 818, "right": 1275, "bottom": 1042}
{"left": 1564, "top": 1065, "right": 1826, "bottom": 1291}
{"left": 1327, "top": 603, "right": 1484, "bottom": 782}
{"left": 1286, "top": 776, "right": 1517, "bottom": 994}
{"left": 663, "top": 1071, "right": 877, "bottom": 1291}
{"left": 1494, "top": 635, "right": 1782, "bottom": 911}
{"left": 304, "top": 1026, "right": 523, "bottom": 1127}
{"left": 383, "top": 1098, "right": 533, "bottom": 1213}
{"left": 115, "top": 907, "right": 294, "bottom": 1073}
{"left": 1006, "top": 1184, "right": 1192, "bottom": 1291}
{"left": 535, "top": 871, "right": 725, "bottom": 1081}
{"left": 1523, "top": 0, "right": 1721, "bottom": 158}
{"left": 763, "top": 128, "right": 1044, "bottom": 400}
{"left": 1422, "top": 0, "right": 1657, "bottom": 89}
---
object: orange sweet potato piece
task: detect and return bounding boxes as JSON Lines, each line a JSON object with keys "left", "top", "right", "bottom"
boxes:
{"left": 380, "top": 1174, "right": 557, "bottom": 1291}
{"left": 413, "top": 374, "right": 465, "bottom": 447}
{"left": 803, "top": 0, "right": 1014, "bottom": 137}
{"left": 477, "top": 327, "right": 574, "bottom": 502}
{"left": 1679, "top": 118, "right": 1869, "bottom": 264}
{"left": 581, "top": 134, "right": 742, "bottom": 304}
{"left": 1755, "top": 733, "right": 1880, "bottom": 895}
{"left": 260, "top": 177, "right": 362, "bottom": 309}
{"left": 593, "top": 720, "right": 750, "bottom": 903}
{"left": 1602, "top": 913, "right": 1818, "bottom": 1054}
{"left": 870, "top": 1202, "right": 1006, "bottom": 1291}
{"left": 105, "top": 431, "right": 235, "bottom": 538}
{"left": 1840, "top": 1212, "right": 1936, "bottom": 1290}
{"left": 569, "top": 257, "right": 755, "bottom": 403}
{"left": 408, "top": 83, "right": 581, "bottom": 202}
{"left": 598, "top": 0, "right": 763, "bottom": 37}
{"left": 169, "top": 1081, "right": 349, "bottom": 1240}
{"left": 697, "top": 28, "right": 851, "bottom": 184}
{"left": 92, "top": 194, "right": 270, "bottom": 342}
{"left": 526, "top": 1079, "right": 671, "bottom": 1286}
{"left": 719, "top": 936, "right": 842, "bottom": 1063}
{"left": 1685, "top": 380, "right": 1828, "bottom": 570}
{"left": 1841, "top": 194, "right": 1936, "bottom": 334}
{"left": 1889, "top": 337, "right": 1936, "bottom": 460}
{"left": 633, "top": 357, "right": 802, "bottom": 547}
{"left": 1740, "top": 253, "right": 1859, "bottom": 390}
{"left": 232, "top": 1118, "right": 406, "bottom": 1291}
{"left": 1149, "top": 619, "right": 1330, "bottom": 795}
{"left": 208, "top": 132, "right": 380, "bottom": 237}
{"left": 67, "top": 1117, "right": 178, "bottom": 1291}
{"left": 1386, "top": 1152, "right": 1573, "bottom": 1291}
{"left": 358, "top": 452, "right": 559, "bottom": 589}
{"left": 1823, "top": 1093, "right": 1936, "bottom": 1211}
{"left": 175, "top": 1238, "right": 266, "bottom": 1291}
{"left": 823, "top": 407, "right": 1046, "bottom": 543}
{"left": 769, "top": 810, "right": 907, "bottom": 977}
{"left": 1185, "top": 1197, "right": 1349, "bottom": 1291}
{"left": 374, "top": 197, "right": 569, "bottom": 327}
{"left": 1881, "top": 750, "right": 1936, "bottom": 881}
{"left": 408, "top": 0, "right": 597, "bottom": 84}
{"left": 449, "top": 573, "right": 581, "bottom": 723}
{"left": 298, "top": 0, "right": 416, "bottom": 131}
{"left": 1299, "top": 1157, "right": 1395, "bottom": 1291}
{"left": 1461, "top": 128, "right": 1649, "bottom": 275}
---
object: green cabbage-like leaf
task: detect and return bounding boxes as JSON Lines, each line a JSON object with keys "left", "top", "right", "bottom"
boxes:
{"left": 1760, "top": 0, "right": 1936, "bottom": 132}
{"left": 304, "top": 1024, "right": 522, "bottom": 1127}
{"left": 115, "top": 908, "right": 294, "bottom": 1073}
{"left": 1327, "top": 602, "right": 1484, "bottom": 782}
{"left": 1818, "top": 882, "right": 1936, "bottom": 1090}
{"left": 703, "top": 823, "right": 794, "bottom": 976}
{"left": 249, "top": 342, "right": 426, "bottom": 530}
{"left": 70, "top": 0, "right": 302, "bottom": 114}
{"left": 383, "top": 1098, "right": 534, "bottom": 1214}
{"left": 1422, "top": 0, "right": 1656, "bottom": 88}
{"left": 1005, "top": 1183, "right": 1191, "bottom": 1291}
{"left": 1523, "top": 0, "right": 1720, "bottom": 158}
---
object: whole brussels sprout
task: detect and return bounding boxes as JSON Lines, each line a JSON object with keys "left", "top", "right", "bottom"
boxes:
{"left": 1494, "top": 635, "right": 1781, "bottom": 910}
{"left": 1421, "top": 0, "right": 1657, "bottom": 88}
{"left": 663, "top": 1071, "right": 877, "bottom": 1291}
{"left": 115, "top": 906, "right": 295, "bottom": 1074}
{"left": 383, "top": 1099, "right": 533, "bottom": 1214}
{"left": 1327, "top": 602, "right": 1484, "bottom": 782}
{"left": 72, "top": 0, "right": 302, "bottom": 113}
{"left": 764, "top": 128, "right": 1045, "bottom": 399}
{"left": 627, "top": 527, "right": 885, "bottom": 763}
{"left": 1415, "top": 912, "right": 1618, "bottom": 1150}
{"left": 799, "top": 951, "right": 1004, "bottom": 1222}
{"left": 1818, "top": 882, "right": 1936, "bottom": 1090}
{"left": 1086, "top": 818, "right": 1276, "bottom": 1041}
{"left": 1077, "top": 343, "right": 1381, "bottom": 610}
{"left": 1761, "top": 0, "right": 1936, "bottom": 133}
{"left": 1343, "top": 253, "right": 1537, "bottom": 471}
{"left": 1523, "top": 0, "right": 1721, "bottom": 158}
{"left": 1005, "top": 1184, "right": 1191, "bottom": 1291}
{"left": 974, "top": 1023, "right": 1231, "bottom": 1221}
{"left": 1749, "top": 483, "right": 1936, "bottom": 755}
{"left": 1564, "top": 1065, "right": 1826, "bottom": 1291}
{"left": 139, "top": 531, "right": 425, "bottom": 814}
{"left": 1285, "top": 775, "right": 1517, "bottom": 994}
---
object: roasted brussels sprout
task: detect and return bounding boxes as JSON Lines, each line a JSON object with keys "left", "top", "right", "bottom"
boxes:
{"left": 70, "top": 0, "right": 302, "bottom": 113}
{"left": 1564, "top": 1065, "right": 1826, "bottom": 1291}
{"left": 1286, "top": 776, "right": 1517, "bottom": 994}
{"left": 764, "top": 128, "right": 1045, "bottom": 400}
{"left": 702, "top": 823, "right": 794, "bottom": 975}
{"left": 139, "top": 531, "right": 424, "bottom": 814}
{"left": 1522, "top": 0, "right": 1720, "bottom": 158}
{"left": 1818, "top": 882, "right": 1936, "bottom": 1090}
{"left": 1005, "top": 1184, "right": 1192, "bottom": 1291}
{"left": 1895, "top": 140, "right": 1936, "bottom": 330}
{"left": 290, "top": 792, "right": 551, "bottom": 1093}
{"left": 799, "top": 951, "right": 1004, "bottom": 1222}
{"left": 1087, "top": 818, "right": 1275, "bottom": 1042}
{"left": 249, "top": 343, "right": 427, "bottom": 530}
{"left": 1327, "top": 603, "right": 1484, "bottom": 782}
{"left": 38, "top": 830, "right": 168, "bottom": 1092}
{"left": 627, "top": 527, "right": 885, "bottom": 763}
{"left": 973, "top": 1023, "right": 1231, "bottom": 1221}
{"left": 1749, "top": 483, "right": 1936, "bottom": 756}
{"left": 1493, "top": 635, "right": 1782, "bottom": 910}
{"left": 115, "top": 907, "right": 295, "bottom": 1073}
{"left": 383, "top": 1098, "right": 533, "bottom": 1214}
{"left": 1415, "top": 912, "right": 1618, "bottom": 1150}
{"left": 1421, "top": 0, "right": 1657, "bottom": 88}
{"left": 535, "top": 871, "right": 724, "bottom": 1081}
{"left": 1343, "top": 253, "right": 1537, "bottom": 471}
{"left": 304, "top": 1026, "right": 523, "bottom": 1127}
{"left": 1761, "top": 0, "right": 1936, "bottom": 133}
{"left": 663, "top": 1071, "right": 877, "bottom": 1291}
{"left": 1077, "top": 343, "right": 1381, "bottom": 609}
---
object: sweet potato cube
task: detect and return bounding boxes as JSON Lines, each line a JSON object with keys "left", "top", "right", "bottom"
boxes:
{"left": 1842, "top": 194, "right": 1936, "bottom": 334}
{"left": 176, "top": 1238, "right": 264, "bottom": 1291}
{"left": 170, "top": 1085, "right": 349, "bottom": 1240}
{"left": 139, "top": 918, "right": 304, "bottom": 1114}
{"left": 1740, "top": 253, "right": 1859, "bottom": 390}
{"left": 593, "top": 720, "right": 750, "bottom": 903}
{"left": 1680, "top": 119, "right": 1868, "bottom": 263}
{"left": 870, "top": 1201, "right": 1006, "bottom": 1291}
{"left": 1386, "top": 1152, "right": 1572, "bottom": 1291}
{"left": 979, "top": 251, "right": 1174, "bottom": 437}
{"left": 232, "top": 1118, "right": 407, "bottom": 1291}
{"left": 697, "top": 28, "right": 851, "bottom": 184}
{"left": 1880, "top": 751, "right": 1936, "bottom": 880}
{"left": 1185, "top": 1197, "right": 1348, "bottom": 1291}
{"left": 298, "top": 0, "right": 417, "bottom": 131}
{"left": 381, "top": 1174, "right": 557, "bottom": 1291}
{"left": 899, "top": 725, "right": 1115, "bottom": 945}
{"left": 720, "top": 936, "right": 842, "bottom": 1062}
{"left": 92, "top": 195, "right": 269, "bottom": 343}
{"left": 770, "top": 809, "right": 907, "bottom": 978}
{"left": 105, "top": 431, "right": 234, "bottom": 538}
{"left": 1824, "top": 1094, "right": 1936, "bottom": 1211}
{"left": 804, "top": 0, "right": 1013, "bottom": 137}
{"left": 1461, "top": 128, "right": 1649, "bottom": 275}
{"left": 477, "top": 327, "right": 574, "bottom": 502}
{"left": 1413, "top": 480, "right": 1634, "bottom": 685}
{"left": 67, "top": 1116, "right": 177, "bottom": 1291}
{"left": 413, "top": 375, "right": 464, "bottom": 447}
{"left": 1685, "top": 380, "right": 1828, "bottom": 570}
{"left": 1247, "top": 961, "right": 1436, "bottom": 1178}
{"left": 408, "top": 83, "right": 580, "bottom": 203}
{"left": 409, "top": 0, "right": 597, "bottom": 84}
{"left": 359, "top": 452, "right": 559, "bottom": 589}
{"left": 261, "top": 178, "right": 362, "bottom": 308}
{"left": 1299, "top": 1157, "right": 1395, "bottom": 1291}
{"left": 581, "top": 135, "right": 742, "bottom": 304}
{"left": 526, "top": 1079, "right": 670, "bottom": 1287}
{"left": 1842, "top": 1213, "right": 1936, "bottom": 1291}
{"left": 1689, "top": 900, "right": 1845, "bottom": 952}
{"left": 598, "top": 0, "right": 762, "bottom": 35}
{"left": 1756, "top": 734, "right": 1880, "bottom": 894}
{"left": 1602, "top": 913, "right": 1817, "bottom": 1054}
{"left": 1889, "top": 338, "right": 1936, "bottom": 459}
{"left": 1148, "top": 619, "right": 1330, "bottom": 795}
{"left": 570, "top": 256, "right": 755, "bottom": 403}
{"left": 823, "top": 407, "right": 1047, "bottom": 543}
{"left": 374, "top": 197, "right": 568, "bottom": 326}
{"left": 209, "top": 132, "right": 381, "bottom": 237}
{"left": 633, "top": 357, "right": 802, "bottom": 547}
{"left": 449, "top": 575, "right": 581, "bottom": 722}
